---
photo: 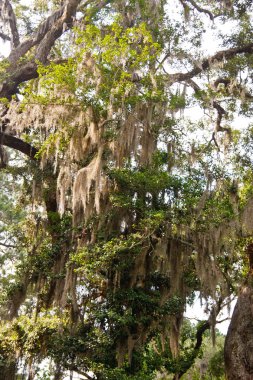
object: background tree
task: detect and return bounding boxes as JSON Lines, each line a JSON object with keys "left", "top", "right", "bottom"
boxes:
{"left": 0, "top": 0, "right": 253, "bottom": 379}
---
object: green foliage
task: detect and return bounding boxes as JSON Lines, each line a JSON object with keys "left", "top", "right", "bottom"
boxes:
{"left": 182, "top": 327, "right": 226, "bottom": 380}
{"left": 1, "top": 0, "right": 253, "bottom": 378}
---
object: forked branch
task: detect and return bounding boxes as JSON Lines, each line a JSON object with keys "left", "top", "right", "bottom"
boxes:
{"left": 0, "top": 0, "right": 111, "bottom": 99}
{"left": 179, "top": 0, "right": 216, "bottom": 20}
{"left": 186, "top": 79, "right": 231, "bottom": 151}
{"left": 8, "top": 0, "right": 82, "bottom": 64}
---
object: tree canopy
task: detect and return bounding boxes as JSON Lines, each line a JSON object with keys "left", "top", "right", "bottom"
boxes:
{"left": 0, "top": 0, "right": 253, "bottom": 379}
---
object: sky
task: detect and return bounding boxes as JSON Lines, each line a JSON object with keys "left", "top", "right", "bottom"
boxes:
{"left": 185, "top": 294, "right": 236, "bottom": 335}
{"left": 0, "top": 41, "right": 10, "bottom": 57}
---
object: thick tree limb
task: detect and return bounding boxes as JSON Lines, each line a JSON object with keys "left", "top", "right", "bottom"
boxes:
{"left": 0, "top": 61, "right": 38, "bottom": 99}
{"left": 7, "top": 0, "right": 110, "bottom": 64}
{"left": 0, "top": 0, "right": 111, "bottom": 99}
{"left": 0, "top": 3, "right": 251, "bottom": 100}
{"left": 8, "top": 0, "right": 84, "bottom": 64}
{"left": 224, "top": 277, "right": 253, "bottom": 380}
{"left": 0, "top": 132, "right": 38, "bottom": 159}
{"left": 34, "top": 0, "right": 85, "bottom": 63}
{"left": 168, "top": 43, "right": 253, "bottom": 84}
{"left": 0, "top": 0, "right": 84, "bottom": 97}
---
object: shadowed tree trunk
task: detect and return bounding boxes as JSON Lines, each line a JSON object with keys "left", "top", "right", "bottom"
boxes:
{"left": 225, "top": 243, "right": 253, "bottom": 379}
{"left": 0, "top": 362, "right": 16, "bottom": 380}
{"left": 224, "top": 279, "right": 253, "bottom": 379}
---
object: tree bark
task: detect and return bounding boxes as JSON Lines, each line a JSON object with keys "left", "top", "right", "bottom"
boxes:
{"left": 224, "top": 277, "right": 253, "bottom": 379}
{"left": 0, "top": 362, "right": 16, "bottom": 380}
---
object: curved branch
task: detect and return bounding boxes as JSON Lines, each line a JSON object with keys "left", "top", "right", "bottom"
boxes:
{"left": 0, "top": 61, "right": 38, "bottom": 99}
{"left": 173, "top": 299, "right": 223, "bottom": 380}
{"left": 171, "top": 321, "right": 210, "bottom": 380}
{"left": 194, "top": 321, "right": 210, "bottom": 351}
{"left": 187, "top": 79, "right": 229, "bottom": 139}
{"left": 0, "top": 132, "right": 38, "bottom": 159}
{"left": 168, "top": 42, "right": 253, "bottom": 84}
{"left": 181, "top": 0, "right": 216, "bottom": 20}
{"left": 0, "top": 59, "right": 68, "bottom": 99}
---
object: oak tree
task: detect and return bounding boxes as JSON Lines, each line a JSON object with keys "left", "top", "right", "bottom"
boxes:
{"left": 0, "top": 0, "right": 253, "bottom": 379}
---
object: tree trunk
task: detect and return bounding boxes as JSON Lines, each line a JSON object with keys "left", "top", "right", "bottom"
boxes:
{"left": 0, "top": 362, "right": 17, "bottom": 380}
{"left": 224, "top": 277, "right": 253, "bottom": 379}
